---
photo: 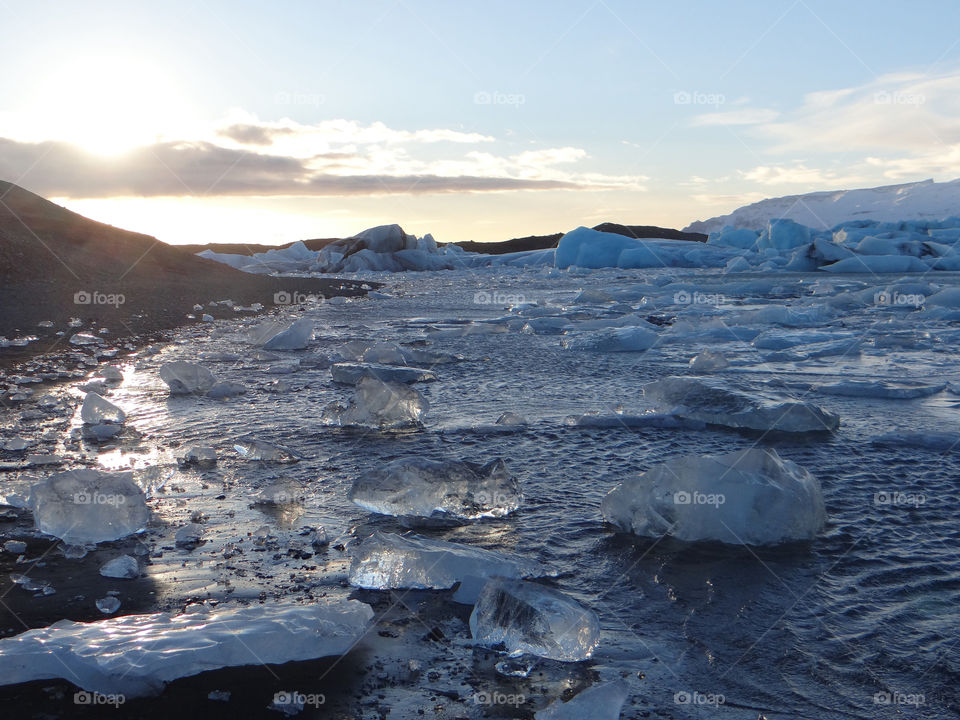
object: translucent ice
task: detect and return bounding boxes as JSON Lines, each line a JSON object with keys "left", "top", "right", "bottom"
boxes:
{"left": 644, "top": 376, "right": 839, "bottom": 433}
{"left": 233, "top": 436, "right": 301, "bottom": 463}
{"left": 348, "top": 457, "right": 521, "bottom": 524}
{"left": 28, "top": 469, "right": 149, "bottom": 545}
{"left": 323, "top": 377, "right": 428, "bottom": 429}
{"left": 349, "top": 532, "right": 544, "bottom": 603}
{"left": 330, "top": 362, "right": 437, "bottom": 385}
{"left": 361, "top": 342, "right": 460, "bottom": 366}
{"left": 469, "top": 578, "right": 601, "bottom": 661}
{"left": 262, "top": 319, "right": 313, "bottom": 351}
{"left": 99, "top": 555, "right": 139, "bottom": 579}
{"left": 689, "top": 349, "right": 728, "bottom": 373}
{"left": 561, "top": 326, "right": 658, "bottom": 352}
{"left": 80, "top": 392, "right": 126, "bottom": 425}
{"left": 0, "top": 599, "right": 374, "bottom": 697}
{"left": 601, "top": 448, "right": 826, "bottom": 545}
{"left": 536, "top": 680, "right": 631, "bottom": 720}
{"left": 817, "top": 380, "right": 944, "bottom": 399}
{"left": 96, "top": 596, "right": 121, "bottom": 614}
{"left": 159, "top": 362, "right": 216, "bottom": 395}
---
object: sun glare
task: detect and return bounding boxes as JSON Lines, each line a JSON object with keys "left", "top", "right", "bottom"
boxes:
{"left": 35, "top": 55, "right": 183, "bottom": 155}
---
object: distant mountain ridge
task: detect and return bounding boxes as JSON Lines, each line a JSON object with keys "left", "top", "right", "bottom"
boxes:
{"left": 684, "top": 178, "right": 960, "bottom": 235}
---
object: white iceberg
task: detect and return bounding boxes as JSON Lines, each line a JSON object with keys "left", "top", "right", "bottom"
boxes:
{"left": 28, "top": 469, "right": 149, "bottom": 545}
{"left": 0, "top": 599, "right": 374, "bottom": 697}
{"left": 601, "top": 448, "right": 825, "bottom": 545}
{"left": 348, "top": 457, "right": 521, "bottom": 524}
{"left": 469, "top": 578, "right": 601, "bottom": 661}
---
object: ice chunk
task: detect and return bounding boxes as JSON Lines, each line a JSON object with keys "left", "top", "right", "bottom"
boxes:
{"left": 262, "top": 319, "right": 314, "bottom": 351}
{"left": 96, "top": 596, "right": 121, "bottom": 614}
{"left": 178, "top": 446, "right": 217, "bottom": 467}
{"left": 69, "top": 332, "right": 100, "bottom": 346}
{"left": 361, "top": 342, "right": 459, "bottom": 366}
{"left": 871, "top": 432, "right": 960, "bottom": 452}
{"left": 95, "top": 366, "right": 124, "bottom": 382}
{"left": 689, "top": 349, "right": 728, "bottom": 373}
{"left": 80, "top": 392, "right": 126, "bottom": 425}
{"left": 100, "top": 555, "right": 139, "bottom": 579}
{"left": 206, "top": 381, "right": 246, "bottom": 399}
{"left": 28, "top": 469, "right": 149, "bottom": 545}
{"left": 348, "top": 458, "right": 521, "bottom": 524}
{"left": 0, "top": 599, "right": 374, "bottom": 697}
{"left": 469, "top": 579, "right": 601, "bottom": 661}
{"left": 330, "top": 362, "right": 437, "bottom": 385}
{"left": 159, "top": 362, "right": 216, "bottom": 395}
{"left": 643, "top": 376, "right": 839, "bottom": 433}
{"left": 536, "top": 680, "right": 631, "bottom": 720}
{"left": 174, "top": 523, "right": 205, "bottom": 550}
{"left": 252, "top": 479, "right": 305, "bottom": 506}
{"left": 561, "top": 326, "right": 658, "bottom": 352}
{"left": 817, "top": 380, "right": 944, "bottom": 399}
{"left": 349, "top": 532, "right": 544, "bottom": 603}
{"left": 322, "top": 377, "right": 428, "bottom": 429}
{"left": 233, "top": 436, "right": 301, "bottom": 463}
{"left": 601, "top": 448, "right": 825, "bottom": 545}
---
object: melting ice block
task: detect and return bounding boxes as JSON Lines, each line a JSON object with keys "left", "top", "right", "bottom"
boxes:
{"left": 349, "top": 532, "right": 545, "bottom": 603}
{"left": 233, "top": 436, "right": 301, "bottom": 462}
{"left": 536, "top": 680, "right": 631, "bottom": 720}
{"left": 361, "top": 342, "right": 460, "bottom": 366}
{"left": 348, "top": 457, "right": 521, "bottom": 525}
{"left": 689, "top": 349, "right": 728, "bottom": 373}
{"left": 262, "top": 319, "right": 314, "bottom": 351}
{"left": 80, "top": 392, "right": 126, "bottom": 425}
{"left": 331, "top": 362, "right": 437, "bottom": 385}
{"left": 469, "top": 579, "right": 601, "bottom": 662}
{"left": 159, "top": 362, "right": 216, "bottom": 395}
{"left": 561, "top": 326, "right": 657, "bottom": 352}
{"left": 601, "top": 448, "right": 825, "bottom": 545}
{"left": 99, "top": 555, "right": 139, "bottom": 579}
{"left": 323, "top": 377, "right": 428, "bottom": 429}
{"left": 643, "top": 376, "right": 839, "bottom": 433}
{"left": 28, "top": 469, "right": 149, "bottom": 545}
{"left": 0, "top": 599, "right": 374, "bottom": 697}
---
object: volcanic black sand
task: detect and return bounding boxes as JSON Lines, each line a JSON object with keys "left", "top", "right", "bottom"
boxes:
{"left": 0, "top": 181, "right": 371, "bottom": 370}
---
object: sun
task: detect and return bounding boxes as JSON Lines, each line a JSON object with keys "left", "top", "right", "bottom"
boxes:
{"left": 34, "top": 54, "right": 184, "bottom": 155}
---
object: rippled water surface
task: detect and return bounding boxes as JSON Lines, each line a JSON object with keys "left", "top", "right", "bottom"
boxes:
{"left": 4, "top": 266, "right": 960, "bottom": 718}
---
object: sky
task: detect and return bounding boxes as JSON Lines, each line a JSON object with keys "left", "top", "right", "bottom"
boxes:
{"left": 1, "top": 0, "right": 959, "bottom": 245}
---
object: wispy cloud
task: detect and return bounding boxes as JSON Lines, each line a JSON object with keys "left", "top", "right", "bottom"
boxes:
{"left": 690, "top": 108, "right": 780, "bottom": 126}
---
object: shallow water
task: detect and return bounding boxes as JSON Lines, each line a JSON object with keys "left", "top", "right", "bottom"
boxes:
{"left": 3, "top": 266, "right": 960, "bottom": 718}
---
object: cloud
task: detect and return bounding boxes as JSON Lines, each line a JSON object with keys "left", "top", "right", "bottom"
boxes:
{"left": 690, "top": 108, "right": 780, "bottom": 126}
{"left": 0, "top": 136, "right": 638, "bottom": 198}
{"left": 740, "top": 164, "right": 861, "bottom": 187}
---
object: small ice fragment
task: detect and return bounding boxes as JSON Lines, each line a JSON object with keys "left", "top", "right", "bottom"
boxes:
{"left": 206, "top": 381, "right": 246, "bottom": 399}
{"left": 159, "top": 362, "right": 217, "bottom": 395}
{"left": 202, "top": 314, "right": 215, "bottom": 322}
{"left": 96, "top": 596, "right": 121, "bottom": 614}
{"left": 561, "top": 326, "right": 658, "bottom": 352}
{"left": 28, "top": 469, "right": 149, "bottom": 545}
{"left": 496, "top": 657, "right": 536, "bottom": 677}
{"left": 689, "top": 349, "right": 728, "bottom": 373}
{"left": 3, "top": 437, "right": 32, "bottom": 452}
{"left": 496, "top": 412, "right": 528, "bottom": 426}
{"left": 262, "top": 319, "right": 314, "bottom": 351}
{"left": 96, "top": 366, "right": 124, "bottom": 382}
{"left": 100, "top": 555, "right": 139, "bottom": 579}
{"left": 535, "top": 680, "right": 631, "bottom": 720}
{"left": 233, "top": 437, "right": 300, "bottom": 463}
{"left": 80, "top": 392, "right": 126, "bottom": 425}
{"left": 208, "top": 690, "right": 231, "bottom": 702}
{"left": 178, "top": 446, "right": 217, "bottom": 468}
{"left": 469, "top": 578, "right": 601, "bottom": 661}
{"left": 252, "top": 480, "right": 304, "bottom": 506}
{"left": 69, "top": 333, "right": 100, "bottom": 346}
{"left": 4, "top": 540, "right": 27, "bottom": 554}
